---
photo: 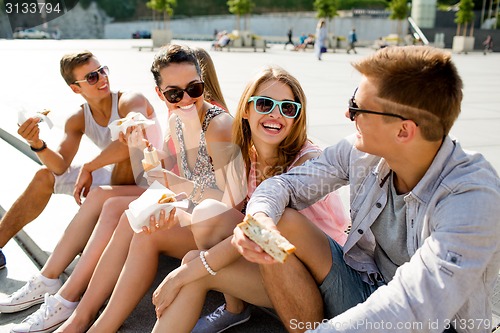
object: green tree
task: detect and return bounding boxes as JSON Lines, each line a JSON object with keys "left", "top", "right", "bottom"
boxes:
{"left": 455, "top": 0, "right": 475, "bottom": 36}
{"left": 314, "top": 0, "right": 338, "bottom": 19}
{"left": 227, "top": 0, "right": 255, "bottom": 30}
{"left": 388, "top": 0, "right": 408, "bottom": 43}
{"left": 314, "top": 0, "right": 338, "bottom": 36}
{"left": 98, "top": 0, "right": 137, "bottom": 20}
{"left": 147, "top": 0, "right": 177, "bottom": 29}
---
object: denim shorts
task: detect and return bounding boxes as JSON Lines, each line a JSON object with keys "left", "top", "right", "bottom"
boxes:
{"left": 319, "top": 237, "right": 458, "bottom": 333}
{"left": 319, "top": 236, "right": 380, "bottom": 319}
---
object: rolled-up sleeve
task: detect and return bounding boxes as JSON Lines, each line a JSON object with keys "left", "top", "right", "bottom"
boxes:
{"left": 246, "top": 137, "right": 354, "bottom": 224}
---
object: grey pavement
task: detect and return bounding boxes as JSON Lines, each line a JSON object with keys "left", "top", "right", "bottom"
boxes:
{"left": 0, "top": 39, "right": 499, "bottom": 332}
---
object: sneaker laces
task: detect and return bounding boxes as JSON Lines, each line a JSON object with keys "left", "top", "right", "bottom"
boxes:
{"left": 23, "top": 294, "right": 54, "bottom": 325}
{"left": 206, "top": 305, "right": 226, "bottom": 323}
{"left": 10, "top": 277, "right": 37, "bottom": 299}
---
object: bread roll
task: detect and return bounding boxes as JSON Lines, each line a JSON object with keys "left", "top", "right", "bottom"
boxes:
{"left": 158, "top": 193, "right": 176, "bottom": 204}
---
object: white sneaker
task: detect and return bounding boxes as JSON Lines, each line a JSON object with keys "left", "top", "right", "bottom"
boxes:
{"left": 10, "top": 294, "right": 77, "bottom": 333}
{"left": 0, "top": 275, "right": 62, "bottom": 313}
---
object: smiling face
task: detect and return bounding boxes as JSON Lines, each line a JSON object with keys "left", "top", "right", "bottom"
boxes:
{"left": 347, "top": 76, "right": 400, "bottom": 156}
{"left": 70, "top": 57, "right": 110, "bottom": 97}
{"left": 156, "top": 62, "right": 204, "bottom": 119}
{"left": 245, "top": 79, "right": 296, "bottom": 149}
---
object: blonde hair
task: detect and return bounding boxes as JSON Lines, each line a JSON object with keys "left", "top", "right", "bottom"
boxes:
{"left": 352, "top": 46, "right": 463, "bottom": 141}
{"left": 232, "top": 65, "right": 308, "bottom": 178}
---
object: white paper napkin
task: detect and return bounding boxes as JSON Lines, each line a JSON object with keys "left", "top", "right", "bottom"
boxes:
{"left": 125, "top": 181, "right": 189, "bottom": 233}
{"left": 108, "top": 112, "right": 155, "bottom": 141}
{"left": 17, "top": 109, "right": 54, "bottom": 129}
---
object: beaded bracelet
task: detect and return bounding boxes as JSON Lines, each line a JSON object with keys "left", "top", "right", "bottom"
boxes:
{"left": 199, "top": 251, "right": 217, "bottom": 276}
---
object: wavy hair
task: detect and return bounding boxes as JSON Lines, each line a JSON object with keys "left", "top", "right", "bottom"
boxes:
{"left": 232, "top": 65, "right": 308, "bottom": 178}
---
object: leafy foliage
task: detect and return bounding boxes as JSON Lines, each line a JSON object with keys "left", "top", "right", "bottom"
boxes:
{"left": 454, "top": 0, "right": 474, "bottom": 24}
{"left": 388, "top": 0, "right": 408, "bottom": 20}
{"left": 314, "top": 0, "right": 339, "bottom": 18}
{"left": 147, "top": 0, "right": 177, "bottom": 17}
{"left": 227, "top": 0, "right": 255, "bottom": 16}
{"left": 338, "top": 0, "right": 388, "bottom": 10}
{"left": 99, "top": 0, "right": 138, "bottom": 20}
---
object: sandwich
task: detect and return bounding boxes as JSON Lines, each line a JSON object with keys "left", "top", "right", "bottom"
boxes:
{"left": 238, "top": 214, "right": 296, "bottom": 263}
{"left": 158, "top": 193, "right": 176, "bottom": 204}
{"left": 39, "top": 109, "right": 51, "bottom": 116}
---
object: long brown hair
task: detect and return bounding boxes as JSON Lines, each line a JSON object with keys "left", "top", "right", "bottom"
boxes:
{"left": 192, "top": 47, "right": 228, "bottom": 111}
{"left": 232, "top": 65, "right": 308, "bottom": 179}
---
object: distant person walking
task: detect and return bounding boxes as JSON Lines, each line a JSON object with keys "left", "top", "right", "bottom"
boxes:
{"left": 483, "top": 35, "right": 493, "bottom": 55}
{"left": 347, "top": 27, "right": 358, "bottom": 54}
{"left": 314, "top": 19, "right": 327, "bottom": 60}
{"left": 284, "top": 28, "right": 294, "bottom": 49}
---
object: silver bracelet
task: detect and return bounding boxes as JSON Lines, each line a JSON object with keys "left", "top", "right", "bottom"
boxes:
{"left": 199, "top": 251, "right": 217, "bottom": 276}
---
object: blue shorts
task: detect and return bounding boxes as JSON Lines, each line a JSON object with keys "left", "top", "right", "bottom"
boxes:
{"left": 319, "top": 236, "right": 380, "bottom": 319}
{"left": 319, "top": 237, "right": 458, "bottom": 333}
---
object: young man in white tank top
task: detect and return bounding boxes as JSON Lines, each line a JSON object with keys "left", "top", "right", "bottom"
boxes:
{"left": 0, "top": 50, "right": 156, "bottom": 269}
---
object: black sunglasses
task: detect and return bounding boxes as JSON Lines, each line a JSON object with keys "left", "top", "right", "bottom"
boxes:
{"left": 161, "top": 82, "right": 205, "bottom": 104}
{"left": 73, "top": 65, "right": 109, "bottom": 85}
{"left": 248, "top": 96, "right": 301, "bottom": 119}
{"left": 348, "top": 88, "right": 411, "bottom": 123}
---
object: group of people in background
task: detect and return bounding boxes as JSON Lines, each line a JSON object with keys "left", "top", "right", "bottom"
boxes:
{"left": 0, "top": 38, "right": 499, "bottom": 333}
{"left": 287, "top": 20, "right": 358, "bottom": 60}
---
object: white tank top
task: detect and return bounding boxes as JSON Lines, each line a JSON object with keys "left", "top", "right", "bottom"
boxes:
{"left": 83, "top": 91, "right": 120, "bottom": 150}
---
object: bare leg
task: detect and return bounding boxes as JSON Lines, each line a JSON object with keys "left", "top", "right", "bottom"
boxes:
{"left": 260, "top": 208, "right": 332, "bottom": 333}
{"left": 56, "top": 213, "right": 136, "bottom": 333}
{"left": 0, "top": 168, "right": 54, "bottom": 247}
{"left": 110, "top": 160, "right": 135, "bottom": 186}
{"left": 87, "top": 209, "right": 196, "bottom": 332}
{"left": 57, "top": 194, "right": 143, "bottom": 302}
{"left": 153, "top": 257, "right": 271, "bottom": 332}
{"left": 190, "top": 199, "right": 247, "bottom": 314}
{"left": 41, "top": 186, "right": 143, "bottom": 279}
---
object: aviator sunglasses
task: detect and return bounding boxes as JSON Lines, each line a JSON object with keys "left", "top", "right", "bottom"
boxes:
{"left": 73, "top": 65, "right": 109, "bottom": 85}
{"left": 348, "top": 88, "right": 414, "bottom": 123}
{"left": 161, "top": 82, "right": 205, "bottom": 103}
{"left": 248, "top": 96, "right": 301, "bottom": 119}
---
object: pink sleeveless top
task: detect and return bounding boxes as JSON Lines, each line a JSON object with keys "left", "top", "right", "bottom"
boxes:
{"left": 247, "top": 141, "right": 349, "bottom": 245}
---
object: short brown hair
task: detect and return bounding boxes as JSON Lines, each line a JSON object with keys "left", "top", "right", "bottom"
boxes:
{"left": 60, "top": 50, "right": 95, "bottom": 85}
{"left": 352, "top": 46, "right": 463, "bottom": 141}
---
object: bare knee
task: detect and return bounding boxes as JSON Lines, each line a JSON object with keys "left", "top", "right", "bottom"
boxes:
{"left": 32, "top": 168, "right": 56, "bottom": 191}
{"left": 191, "top": 199, "right": 235, "bottom": 249}
{"left": 84, "top": 186, "right": 107, "bottom": 202}
{"left": 101, "top": 196, "right": 128, "bottom": 217}
{"left": 277, "top": 208, "right": 309, "bottom": 237}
